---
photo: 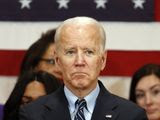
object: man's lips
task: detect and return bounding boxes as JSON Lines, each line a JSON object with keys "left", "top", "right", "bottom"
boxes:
{"left": 71, "top": 72, "right": 88, "bottom": 78}
{"left": 71, "top": 72, "right": 87, "bottom": 75}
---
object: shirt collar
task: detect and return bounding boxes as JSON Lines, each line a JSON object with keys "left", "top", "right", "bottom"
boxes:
{"left": 64, "top": 84, "right": 100, "bottom": 114}
{"left": 64, "top": 86, "right": 78, "bottom": 113}
{"left": 84, "top": 84, "right": 100, "bottom": 113}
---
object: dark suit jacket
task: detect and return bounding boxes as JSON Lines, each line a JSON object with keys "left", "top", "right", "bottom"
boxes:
{"left": 19, "top": 81, "right": 148, "bottom": 120}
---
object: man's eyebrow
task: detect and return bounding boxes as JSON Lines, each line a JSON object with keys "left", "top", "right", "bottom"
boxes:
{"left": 64, "top": 47, "right": 76, "bottom": 51}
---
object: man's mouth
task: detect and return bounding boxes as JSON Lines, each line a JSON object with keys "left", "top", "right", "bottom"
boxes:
{"left": 71, "top": 72, "right": 88, "bottom": 79}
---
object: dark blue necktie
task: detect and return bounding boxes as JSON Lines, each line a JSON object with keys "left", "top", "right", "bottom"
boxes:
{"left": 74, "top": 99, "right": 86, "bottom": 120}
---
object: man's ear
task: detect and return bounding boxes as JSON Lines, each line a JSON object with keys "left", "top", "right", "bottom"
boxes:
{"left": 101, "top": 50, "right": 107, "bottom": 71}
{"left": 55, "top": 56, "right": 59, "bottom": 66}
{"left": 55, "top": 55, "right": 63, "bottom": 73}
{"left": 54, "top": 50, "right": 60, "bottom": 66}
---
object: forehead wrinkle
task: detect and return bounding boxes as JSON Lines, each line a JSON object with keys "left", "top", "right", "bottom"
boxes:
{"left": 56, "top": 23, "right": 103, "bottom": 54}
{"left": 62, "top": 23, "right": 101, "bottom": 38}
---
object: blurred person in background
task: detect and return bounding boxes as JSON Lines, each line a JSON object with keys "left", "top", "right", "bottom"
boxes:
{"left": 3, "top": 70, "right": 61, "bottom": 120}
{"left": 3, "top": 28, "right": 63, "bottom": 120}
{"left": 130, "top": 63, "right": 160, "bottom": 120}
{"left": 19, "top": 28, "right": 62, "bottom": 80}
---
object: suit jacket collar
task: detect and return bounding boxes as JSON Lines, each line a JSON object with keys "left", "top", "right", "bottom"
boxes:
{"left": 91, "top": 81, "right": 119, "bottom": 120}
{"left": 43, "top": 86, "right": 72, "bottom": 120}
{"left": 42, "top": 81, "right": 119, "bottom": 120}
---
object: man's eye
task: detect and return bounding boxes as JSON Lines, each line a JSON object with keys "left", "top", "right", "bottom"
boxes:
{"left": 66, "top": 50, "right": 75, "bottom": 55}
{"left": 85, "top": 50, "right": 94, "bottom": 55}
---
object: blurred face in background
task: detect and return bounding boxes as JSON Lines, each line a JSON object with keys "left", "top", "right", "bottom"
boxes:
{"left": 21, "top": 81, "right": 46, "bottom": 105}
{"left": 135, "top": 74, "right": 160, "bottom": 120}
{"left": 36, "top": 44, "right": 62, "bottom": 79}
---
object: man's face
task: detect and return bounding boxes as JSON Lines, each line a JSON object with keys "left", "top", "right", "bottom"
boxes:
{"left": 56, "top": 24, "right": 106, "bottom": 91}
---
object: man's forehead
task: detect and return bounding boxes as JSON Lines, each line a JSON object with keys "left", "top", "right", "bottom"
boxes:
{"left": 55, "top": 23, "right": 103, "bottom": 50}
{"left": 63, "top": 44, "right": 96, "bottom": 49}
{"left": 60, "top": 23, "right": 99, "bottom": 34}
{"left": 59, "top": 27, "right": 101, "bottom": 42}
{"left": 60, "top": 37, "right": 99, "bottom": 45}
{"left": 59, "top": 41, "right": 100, "bottom": 52}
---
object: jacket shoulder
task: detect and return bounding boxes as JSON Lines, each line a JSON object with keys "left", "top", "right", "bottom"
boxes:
{"left": 111, "top": 94, "right": 147, "bottom": 119}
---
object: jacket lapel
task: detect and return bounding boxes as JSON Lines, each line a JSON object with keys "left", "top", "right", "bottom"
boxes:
{"left": 91, "top": 81, "right": 119, "bottom": 120}
{"left": 38, "top": 82, "right": 120, "bottom": 120}
{"left": 41, "top": 87, "right": 71, "bottom": 120}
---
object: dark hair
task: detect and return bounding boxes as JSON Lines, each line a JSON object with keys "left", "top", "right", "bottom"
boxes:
{"left": 20, "top": 29, "right": 56, "bottom": 76}
{"left": 129, "top": 63, "right": 160, "bottom": 103}
{"left": 3, "top": 70, "right": 61, "bottom": 120}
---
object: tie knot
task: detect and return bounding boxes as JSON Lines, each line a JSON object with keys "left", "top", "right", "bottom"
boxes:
{"left": 76, "top": 99, "right": 86, "bottom": 110}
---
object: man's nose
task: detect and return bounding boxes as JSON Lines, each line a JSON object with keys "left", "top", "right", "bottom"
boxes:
{"left": 75, "top": 51, "right": 85, "bottom": 66}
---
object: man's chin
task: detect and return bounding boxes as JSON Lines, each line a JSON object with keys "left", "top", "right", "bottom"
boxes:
{"left": 73, "top": 81, "right": 88, "bottom": 89}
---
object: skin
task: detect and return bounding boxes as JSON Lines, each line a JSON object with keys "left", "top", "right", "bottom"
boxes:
{"left": 21, "top": 81, "right": 46, "bottom": 105}
{"left": 36, "top": 43, "right": 62, "bottom": 79}
{"left": 135, "top": 74, "right": 160, "bottom": 120}
{"left": 55, "top": 23, "right": 106, "bottom": 98}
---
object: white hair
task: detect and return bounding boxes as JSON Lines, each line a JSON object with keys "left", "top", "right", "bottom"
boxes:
{"left": 54, "top": 16, "right": 106, "bottom": 52}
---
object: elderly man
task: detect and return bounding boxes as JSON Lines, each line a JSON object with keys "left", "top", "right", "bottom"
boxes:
{"left": 19, "top": 17, "right": 148, "bottom": 120}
